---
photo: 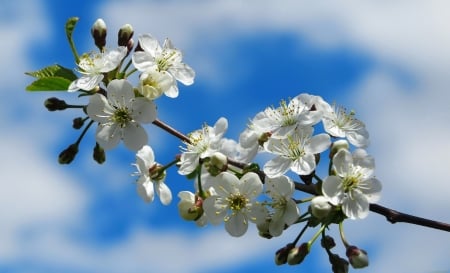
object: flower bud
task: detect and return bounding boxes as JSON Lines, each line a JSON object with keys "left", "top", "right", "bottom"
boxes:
{"left": 310, "top": 195, "right": 332, "bottom": 219}
{"left": 329, "top": 139, "right": 349, "bottom": 159}
{"left": 256, "top": 219, "right": 273, "bottom": 239}
{"left": 177, "top": 192, "right": 203, "bottom": 221}
{"left": 274, "top": 243, "right": 295, "bottom": 265}
{"left": 346, "top": 246, "right": 369, "bottom": 269}
{"left": 118, "top": 23, "right": 134, "bottom": 47}
{"left": 329, "top": 253, "right": 349, "bottom": 273}
{"left": 321, "top": 235, "right": 336, "bottom": 250}
{"left": 206, "top": 152, "right": 228, "bottom": 176}
{"left": 287, "top": 243, "right": 310, "bottom": 265}
{"left": 91, "top": 18, "right": 107, "bottom": 50}
{"left": 72, "top": 117, "right": 85, "bottom": 129}
{"left": 44, "top": 97, "right": 68, "bottom": 111}
{"left": 93, "top": 143, "right": 106, "bottom": 164}
{"left": 58, "top": 143, "right": 79, "bottom": 164}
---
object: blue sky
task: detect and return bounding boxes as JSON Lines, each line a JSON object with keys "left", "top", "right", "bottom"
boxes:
{"left": 1, "top": 1, "right": 450, "bottom": 273}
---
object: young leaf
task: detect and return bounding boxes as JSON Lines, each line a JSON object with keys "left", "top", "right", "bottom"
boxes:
{"left": 25, "top": 64, "right": 77, "bottom": 91}
{"left": 25, "top": 64, "right": 76, "bottom": 80}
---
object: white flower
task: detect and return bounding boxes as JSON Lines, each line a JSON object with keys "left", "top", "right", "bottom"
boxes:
{"left": 132, "top": 34, "right": 195, "bottom": 95}
{"left": 203, "top": 172, "right": 267, "bottom": 237}
{"left": 178, "top": 117, "right": 228, "bottom": 175}
{"left": 86, "top": 79, "right": 156, "bottom": 151}
{"left": 251, "top": 94, "right": 324, "bottom": 139}
{"left": 310, "top": 196, "right": 332, "bottom": 219}
{"left": 68, "top": 47, "right": 127, "bottom": 92}
{"left": 322, "top": 105, "right": 370, "bottom": 148}
{"left": 137, "top": 69, "right": 178, "bottom": 99}
{"left": 265, "top": 175, "right": 300, "bottom": 237}
{"left": 263, "top": 126, "right": 331, "bottom": 178}
{"left": 133, "top": 145, "right": 172, "bottom": 205}
{"left": 322, "top": 149, "right": 382, "bottom": 219}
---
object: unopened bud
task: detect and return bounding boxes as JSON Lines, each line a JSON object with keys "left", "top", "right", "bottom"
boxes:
{"left": 346, "top": 246, "right": 369, "bottom": 269}
{"left": 330, "top": 139, "right": 349, "bottom": 159}
{"left": 206, "top": 152, "right": 228, "bottom": 176}
{"left": 310, "top": 195, "right": 332, "bottom": 219}
{"left": 329, "top": 253, "right": 349, "bottom": 273}
{"left": 274, "top": 243, "right": 295, "bottom": 265}
{"left": 177, "top": 191, "right": 204, "bottom": 221}
{"left": 118, "top": 23, "right": 134, "bottom": 47}
{"left": 44, "top": 97, "right": 68, "bottom": 111}
{"left": 321, "top": 235, "right": 336, "bottom": 250}
{"left": 58, "top": 143, "right": 79, "bottom": 164}
{"left": 72, "top": 117, "right": 85, "bottom": 129}
{"left": 91, "top": 18, "right": 107, "bottom": 50}
{"left": 287, "top": 243, "right": 310, "bottom": 265}
{"left": 93, "top": 143, "right": 105, "bottom": 164}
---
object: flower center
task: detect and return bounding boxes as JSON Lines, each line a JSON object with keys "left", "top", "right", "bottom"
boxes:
{"left": 279, "top": 99, "right": 298, "bottom": 126}
{"left": 156, "top": 51, "right": 177, "bottom": 71}
{"left": 111, "top": 107, "right": 132, "bottom": 127}
{"left": 342, "top": 175, "right": 360, "bottom": 193}
{"left": 227, "top": 193, "right": 248, "bottom": 211}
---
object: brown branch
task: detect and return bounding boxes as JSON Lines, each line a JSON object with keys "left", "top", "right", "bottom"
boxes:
{"left": 369, "top": 203, "right": 450, "bottom": 232}
{"left": 153, "top": 118, "right": 450, "bottom": 233}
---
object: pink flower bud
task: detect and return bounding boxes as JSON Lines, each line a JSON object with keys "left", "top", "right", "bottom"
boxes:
{"left": 346, "top": 245, "right": 369, "bottom": 269}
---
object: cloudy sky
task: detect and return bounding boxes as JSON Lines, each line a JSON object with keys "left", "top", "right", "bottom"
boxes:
{"left": 1, "top": 0, "right": 450, "bottom": 273}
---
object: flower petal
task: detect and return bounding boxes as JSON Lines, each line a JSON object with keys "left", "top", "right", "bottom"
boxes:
{"left": 306, "top": 133, "right": 331, "bottom": 154}
{"left": 107, "top": 79, "right": 134, "bottom": 108}
{"left": 131, "top": 98, "right": 157, "bottom": 124}
{"left": 264, "top": 156, "right": 292, "bottom": 178}
{"left": 342, "top": 191, "right": 369, "bottom": 219}
{"left": 225, "top": 212, "right": 248, "bottom": 237}
{"left": 96, "top": 123, "right": 121, "bottom": 150}
{"left": 155, "top": 182, "right": 172, "bottom": 205}
{"left": 238, "top": 172, "right": 263, "bottom": 199}
{"left": 322, "top": 176, "right": 344, "bottom": 206}
{"left": 359, "top": 177, "right": 382, "bottom": 203}
{"left": 203, "top": 196, "right": 228, "bottom": 225}
{"left": 290, "top": 154, "right": 316, "bottom": 175}
{"left": 122, "top": 122, "right": 148, "bottom": 151}
{"left": 137, "top": 180, "right": 154, "bottom": 203}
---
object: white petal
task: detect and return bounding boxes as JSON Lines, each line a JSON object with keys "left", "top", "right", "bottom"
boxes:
{"left": 139, "top": 34, "right": 161, "bottom": 57}
{"left": 73, "top": 74, "right": 104, "bottom": 91}
{"left": 342, "top": 191, "right": 369, "bottom": 219}
{"left": 86, "top": 94, "right": 110, "bottom": 123}
{"left": 132, "top": 51, "right": 156, "bottom": 72}
{"left": 322, "top": 176, "right": 344, "bottom": 205}
{"left": 264, "top": 156, "right": 292, "bottom": 178}
{"left": 96, "top": 124, "right": 121, "bottom": 150}
{"left": 213, "top": 172, "right": 238, "bottom": 197}
{"left": 135, "top": 145, "right": 155, "bottom": 169}
{"left": 290, "top": 154, "right": 316, "bottom": 175}
{"left": 169, "top": 63, "right": 195, "bottom": 85}
{"left": 269, "top": 216, "right": 285, "bottom": 237}
{"left": 100, "top": 47, "right": 127, "bottom": 72}
{"left": 333, "top": 149, "right": 352, "bottom": 176}
{"left": 266, "top": 175, "right": 294, "bottom": 197}
{"left": 178, "top": 153, "right": 199, "bottom": 175}
{"left": 131, "top": 98, "right": 157, "bottom": 124}
{"left": 238, "top": 172, "right": 263, "bottom": 199}
{"left": 283, "top": 200, "right": 300, "bottom": 225}
{"left": 213, "top": 117, "right": 228, "bottom": 138}
{"left": 359, "top": 178, "right": 382, "bottom": 203}
{"left": 306, "top": 133, "right": 331, "bottom": 154}
{"left": 203, "top": 196, "right": 228, "bottom": 225}
{"left": 225, "top": 212, "right": 248, "bottom": 237}
{"left": 137, "top": 180, "right": 154, "bottom": 203}
{"left": 155, "top": 182, "right": 172, "bottom": 205}
{"left": 107, "top": 79, "right": 134, "bottom": 108}
{"left": 122, "top": 122, "right": 148, "bottom": 151}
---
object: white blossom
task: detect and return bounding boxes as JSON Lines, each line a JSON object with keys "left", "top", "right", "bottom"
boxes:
{"left": 133, "top": 145, "right": 172, "bottom": 205}
{"left": 265, "top": 175, "right": 300, "bottom": 237}
{"left": 264, "top": 126, "right": 331, "bottom": 178}
{"left": 178, "top": 117, "right": 228, "bottom": 175}
{"left": 203, "top": 172, "right": 267, "bottom": 237}
{"left": 322, "top": 149, "right": 382, "bottom": 219}
{"left": 68, "top": 47, "right": 127, "bottom": 92}
{"left": 86, "top": 79, "right": 156, "bottom": 151}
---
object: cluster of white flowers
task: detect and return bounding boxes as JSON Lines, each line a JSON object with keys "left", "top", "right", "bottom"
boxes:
{"left": 29, "top": 16, "right": 386, "bottom": 270}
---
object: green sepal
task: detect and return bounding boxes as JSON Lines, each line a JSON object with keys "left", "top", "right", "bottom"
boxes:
{"left": 25, "top": 64, "right": 77, "bottom": 91}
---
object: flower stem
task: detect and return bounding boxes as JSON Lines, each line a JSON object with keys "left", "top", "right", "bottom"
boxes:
{"left": 339, "top": 221, "right": 350, "bottom": 248}
{"left": 293, "top": 221, "right": 309, "bottom": 245}
{"left": 75, "top": 120, "right": 94, "bottom": 145}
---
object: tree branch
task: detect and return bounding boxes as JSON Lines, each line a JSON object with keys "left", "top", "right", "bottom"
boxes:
{"left": 153, "top": 118, "right": 450, "bottom": 233}
{"left": 369, "top": 203, "right": 450, "bottom": 232}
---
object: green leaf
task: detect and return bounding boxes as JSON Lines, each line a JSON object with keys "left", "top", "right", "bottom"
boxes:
{"left": 25, "top": 64, "right": 76, "bottom": 80}
{"left": 25, "top": 77, "right": 74, "bottom": 91}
